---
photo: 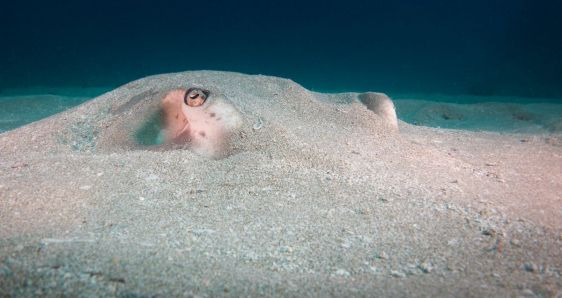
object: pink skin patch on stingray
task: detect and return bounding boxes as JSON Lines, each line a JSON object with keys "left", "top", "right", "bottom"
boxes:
{"left": 161, "top": 89, "right": 191, "bottom": 143}
{"left": 160, "top": 88, "right": 226, "bottom": 153}
{"left": 179, "top": 101, "right": 225, "bottom": 145}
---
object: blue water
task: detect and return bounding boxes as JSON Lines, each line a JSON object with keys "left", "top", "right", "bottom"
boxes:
{"left": 1, "top": 0, "right": 561, "bottom": 132}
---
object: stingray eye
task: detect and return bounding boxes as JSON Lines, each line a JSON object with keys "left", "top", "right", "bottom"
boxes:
{"left": 184, "top": 88, "right": 209, "bottom": 107}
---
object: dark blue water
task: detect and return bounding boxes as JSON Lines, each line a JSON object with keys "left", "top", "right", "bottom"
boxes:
{"left": 1, "top": 0, "right": 561, "bottom": 97}
{"left": 1, "top": 1, "right": 561, "bottom": 133}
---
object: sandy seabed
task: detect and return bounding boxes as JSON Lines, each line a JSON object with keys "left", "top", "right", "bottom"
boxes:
{"left": 0, "top": 71, "right": 561, "bottom": 297}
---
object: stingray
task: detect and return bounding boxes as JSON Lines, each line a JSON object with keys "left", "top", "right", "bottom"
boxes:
{"left": 51, "top": 72, "right": 398, "bottom": 159}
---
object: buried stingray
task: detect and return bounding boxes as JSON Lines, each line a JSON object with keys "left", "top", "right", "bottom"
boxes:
{"left": 95, "top": 82, "right": 398, "bottom": 159}
{"left": 153, "top": 89, "right": 398, "bottom": 158}
{"left": 96, "top": 87, "right": 246, "bottom": 159}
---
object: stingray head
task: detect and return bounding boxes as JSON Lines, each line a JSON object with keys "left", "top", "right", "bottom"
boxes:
{"left": 157, "top": 87, "right": 244, "bottom": 158}
{"left": 160, "top": 87, "right": 219, "bottom": 144}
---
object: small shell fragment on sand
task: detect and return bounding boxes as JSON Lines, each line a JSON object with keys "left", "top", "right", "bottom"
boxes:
{"left": 334, "top": 269, "right": 351, "bottom": 277}
{"left": 523, "top": 263, "right": 538, "bottom": 272}
{"left": 253, "top": 117, "right": 264, "bottom": 130}
{"left": 377, "top": 251, "right": 389, "bottom": 259}
{"left": 419, "top": 261, "right": 433, "bottom": 273}
{"left": 11, "top": 162, "right": 28, "bottom": 169}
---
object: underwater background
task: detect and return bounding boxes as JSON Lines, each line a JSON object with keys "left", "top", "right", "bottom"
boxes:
{"left": 1, "top": 0, "right": 561, "bottom": 132}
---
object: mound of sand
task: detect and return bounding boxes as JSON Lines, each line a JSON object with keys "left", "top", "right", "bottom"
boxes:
{"left": 0, "top": 71, "right": 560, "bottom": 296}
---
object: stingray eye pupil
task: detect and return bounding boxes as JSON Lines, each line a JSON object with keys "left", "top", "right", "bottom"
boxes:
{"left": 184, "top": 88, "right": 210, "bottom": 107}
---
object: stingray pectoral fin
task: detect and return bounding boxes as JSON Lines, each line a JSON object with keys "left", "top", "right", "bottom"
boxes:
{"left": 358, "top": 92, "right": 398, "bottom": 131}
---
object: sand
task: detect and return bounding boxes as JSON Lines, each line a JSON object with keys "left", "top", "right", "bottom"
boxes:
{"left": 0, "top": 94, "right": 89, "bottom": 134}
{"left": 0, "top": 71, "right": 560, "bottom": 297}
{"left": 393, "top": 96, "right": 562, "bottom": 133}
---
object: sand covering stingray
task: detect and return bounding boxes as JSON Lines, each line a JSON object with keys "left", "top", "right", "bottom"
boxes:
{"left": 0, "top": 71, "right": 560, "bottom": 296}
{"left": 85, "top": 76, "right": 397, "bottom": 159}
